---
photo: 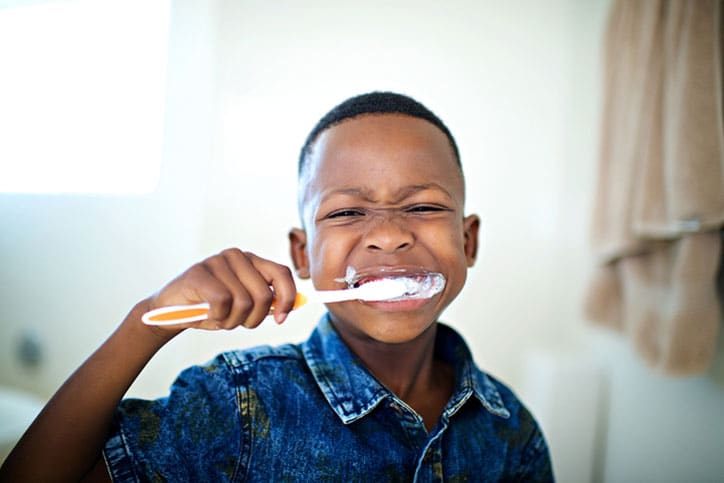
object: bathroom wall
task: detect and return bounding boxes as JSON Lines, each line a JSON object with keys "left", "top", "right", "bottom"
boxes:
{"left": 1, "top": 0, "right": 723, "bottom": 481}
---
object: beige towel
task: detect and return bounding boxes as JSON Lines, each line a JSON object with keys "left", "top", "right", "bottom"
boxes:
{"left": 586, "top": 0, "right": 724, "bottom": 375}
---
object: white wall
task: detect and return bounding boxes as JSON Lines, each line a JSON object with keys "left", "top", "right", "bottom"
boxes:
{"left": 0, "top": 0, "right": 219, "bottom": 399}
{"left": 1, "top": 0, "right": 723, "bottom": 481}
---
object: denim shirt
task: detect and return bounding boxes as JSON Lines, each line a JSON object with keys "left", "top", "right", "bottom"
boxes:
{"left": 104, "top": 315, "right": 553, "bottom": 482}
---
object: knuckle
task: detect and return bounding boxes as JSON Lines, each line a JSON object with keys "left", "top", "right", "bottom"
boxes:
{"left": 277, "top": 264, "right": 293, "bottom": 278}
{"left": 203, "top": 254, "right": 225, "bottom": 269}
{"left": 220, "top": 321, "right": 239, "bottom": 331}
{"left": 209, "top": 291, "right": 233, "bottom": 308}
{"left": 242, "top": 318, "right": 262, "bottom": 329}
{"left": 232, "top": 296, "right": 253, "bottom": 314}
{"left": 220, "top": 247, "right": 244, "bottom": 258}
{"left": 187, "top": 263, "right": 207, "bottom": 279}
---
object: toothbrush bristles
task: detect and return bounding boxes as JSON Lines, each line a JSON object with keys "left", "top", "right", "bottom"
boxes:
{"left": 359, "top": 274, "right": 445, "bottom": 301}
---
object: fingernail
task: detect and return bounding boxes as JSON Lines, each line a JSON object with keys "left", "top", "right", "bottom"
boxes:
{"left": 276, "top": 312, "right": 288, "bottom": 324}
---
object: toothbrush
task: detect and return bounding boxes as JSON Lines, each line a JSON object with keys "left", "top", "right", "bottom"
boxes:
{"left": 141, "top": 277, "right": 424, "bottom": 326}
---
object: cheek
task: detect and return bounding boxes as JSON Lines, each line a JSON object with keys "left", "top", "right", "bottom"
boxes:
{"left": 420, "top": 222, "right": 469, "bottom": 274}
{"left": 309, "top": 230, "right": 355, "bottom": 281}
{"left": 419, "top": 219, "right": 464, "bottom": 249}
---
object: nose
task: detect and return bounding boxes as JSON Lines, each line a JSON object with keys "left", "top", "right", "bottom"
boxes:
{"left": 363, "top": 214, "right": 414, "bottom": 253}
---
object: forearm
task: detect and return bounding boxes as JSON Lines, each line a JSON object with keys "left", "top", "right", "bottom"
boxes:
{"left": 0, "top": 300, "right": 180, "bottom": 482}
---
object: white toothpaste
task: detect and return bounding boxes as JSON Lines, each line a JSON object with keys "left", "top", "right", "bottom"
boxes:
{"left": 335, "top": 266, "right": 446, "bottom": 301}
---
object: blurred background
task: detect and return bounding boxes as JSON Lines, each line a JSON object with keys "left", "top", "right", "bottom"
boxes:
{"left": 1, "top": 0, "right": 723, "bottom": 481}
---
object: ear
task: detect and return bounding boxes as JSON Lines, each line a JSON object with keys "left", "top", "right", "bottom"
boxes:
{"left": 462, "top": 214, "right": 480, "bottom": 267}
{"left": 288, "top": 228, "right": 310, "bottom": 279}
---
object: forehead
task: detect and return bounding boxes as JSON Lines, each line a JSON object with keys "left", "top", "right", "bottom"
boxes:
{"left": 300, "top": 114, "right": 464, "bottom": 206}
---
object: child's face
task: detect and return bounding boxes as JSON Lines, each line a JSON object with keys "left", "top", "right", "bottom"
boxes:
{"left": 290, "top": 114, "right": 479, "bottom": 343}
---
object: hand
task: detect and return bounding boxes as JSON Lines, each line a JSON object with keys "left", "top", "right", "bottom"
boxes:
{"left": 147, "top": 248, "right": 297, "bottom": 331}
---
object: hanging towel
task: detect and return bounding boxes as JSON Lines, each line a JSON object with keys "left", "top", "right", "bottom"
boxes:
{"left": 585, "top": 0, "right": 724, "bottom": 375}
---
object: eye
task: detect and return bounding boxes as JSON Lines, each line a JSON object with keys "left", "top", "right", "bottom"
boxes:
{"left": 405, "top": 204, "right": 447, "bottom": 213}
{"left": 326, "top": 209, "right": 366, "bottom": 219}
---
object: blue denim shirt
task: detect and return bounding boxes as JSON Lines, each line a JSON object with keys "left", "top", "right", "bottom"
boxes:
{"left": 104, "top": 315, "right": 553, "bottom": 482}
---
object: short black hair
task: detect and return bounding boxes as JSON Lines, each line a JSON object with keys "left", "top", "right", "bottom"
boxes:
{"left": 298, "top": 91, "right": 461, "bottom": 175}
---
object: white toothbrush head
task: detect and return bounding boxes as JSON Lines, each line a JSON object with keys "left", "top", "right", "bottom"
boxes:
{"left": 353, "top": 273, "right": 446, "bottom": 301}
{"left": 353, "top": 278, "right": 410, "bottom": 301}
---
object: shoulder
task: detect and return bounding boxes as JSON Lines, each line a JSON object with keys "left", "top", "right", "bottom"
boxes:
{"left": 216, "top": 342, "right": 304, "bottom": 369}
{"left": 107, "top": 343, "right": 312, "bottom": 482}
{"left": 481, "top": 372, "right": 528, "bottom": 417}
{"left": 209, "top": 343, "right": 315, "bottom": 395}
{"left": 469, "top": 365, "right": 540, "bottom": 436}
{"left": 474, "top": 370, "right": 553, "bottom": 480}
{"left": 156, "top": 342, "right": 308, "bottom": 404}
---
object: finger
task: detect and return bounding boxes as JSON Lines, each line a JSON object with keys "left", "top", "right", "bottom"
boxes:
{"left": 199, "top": 254, "right": 250, "bottom": 328}
{"left": 202, "top": 249, "right": 270, "bottom": 329}
{"left": 150, "top": 263, "right": 233, "bottom": 331}
{"left": 218, "top": 248, "right": 276, "bottom": 328}
{"left": 244, "top": 252, "right": 297, "bottom": 324}
{"left": 185, "top": 262, "right": 249, "bottom": 327}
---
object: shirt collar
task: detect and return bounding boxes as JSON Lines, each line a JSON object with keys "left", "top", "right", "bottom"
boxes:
{"left": 301, "top": 314, "right": 510, "bottom": 425}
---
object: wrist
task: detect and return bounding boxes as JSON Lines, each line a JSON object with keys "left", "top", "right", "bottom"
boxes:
{"left": 121, "top": 298, "right": 185, "bottom": 348}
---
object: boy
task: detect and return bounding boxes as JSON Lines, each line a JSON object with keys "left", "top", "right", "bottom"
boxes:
{"left": 1, "top": 92, "right": 553, "bottom": 481}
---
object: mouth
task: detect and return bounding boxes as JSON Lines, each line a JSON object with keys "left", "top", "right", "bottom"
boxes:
{"left": 336, "top": 266, "right": 446, "bottom": 301}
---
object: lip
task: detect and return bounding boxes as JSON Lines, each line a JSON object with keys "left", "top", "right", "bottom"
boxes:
{"left": 362, "top": 296, "right": 436, "bottom": 312}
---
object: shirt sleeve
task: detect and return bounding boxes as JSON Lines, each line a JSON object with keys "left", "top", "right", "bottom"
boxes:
{"left": 103, "top": 357, "right": 243, "bottom": 482}
{"left": 514, "top": 422, "right": 555, "bottom": 482}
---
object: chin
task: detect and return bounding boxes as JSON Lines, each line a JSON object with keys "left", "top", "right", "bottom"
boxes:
{"left": 328, "top": 301, "right": 443, "bottom": 342}
{"left": 368, "top": 331, "right": 431, "bottom": 345}
{"left": 349, "top": 316, "right": 437, "bottom": 345}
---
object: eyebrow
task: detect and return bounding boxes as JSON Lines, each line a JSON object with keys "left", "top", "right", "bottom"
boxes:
{"left": 321, "top": 183, "right": 455, "bottom": 205}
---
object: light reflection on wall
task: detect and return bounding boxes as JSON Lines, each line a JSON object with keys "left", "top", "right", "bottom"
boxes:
{"left": 0, "top": 0, "right": 169, "bottom": 194}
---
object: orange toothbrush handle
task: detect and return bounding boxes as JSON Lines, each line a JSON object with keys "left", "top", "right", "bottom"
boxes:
{"left": 142, "top": 292, "right": 308, "bottom": 326}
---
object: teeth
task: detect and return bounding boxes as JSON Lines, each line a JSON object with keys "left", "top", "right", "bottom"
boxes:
{"left": 336, "top": 267, "right": 446, "bottom": 300}
{"left": 351, "top": 277, "right": 378, "bottom": 289}
{"left": 383, "top": 273, "right": 446, "bottom": 300}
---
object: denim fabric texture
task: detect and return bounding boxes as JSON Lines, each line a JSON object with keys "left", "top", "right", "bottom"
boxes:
{"left": 103, "top": 315, "right": 553, "bottom": 482}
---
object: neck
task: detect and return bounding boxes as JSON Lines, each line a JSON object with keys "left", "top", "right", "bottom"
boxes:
{"left": 331, "top": 320, "right": 455, "bottom": 431}
{"left": 360, "top": 325, "right": 438, "bottom": 399}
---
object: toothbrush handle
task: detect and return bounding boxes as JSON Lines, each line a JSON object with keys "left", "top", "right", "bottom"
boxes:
{"left": 309, "top": 288, "right": 365, "bottom": 304}
{"left": 142, "top": 292, "right": 309, "bottom": 326}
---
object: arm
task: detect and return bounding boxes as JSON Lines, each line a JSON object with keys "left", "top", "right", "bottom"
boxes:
{"left": 0, "top": 300, "right": 171, "bottom": 482}
{"left": 0, "top": 248, "right": 297, "bottom": 482}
